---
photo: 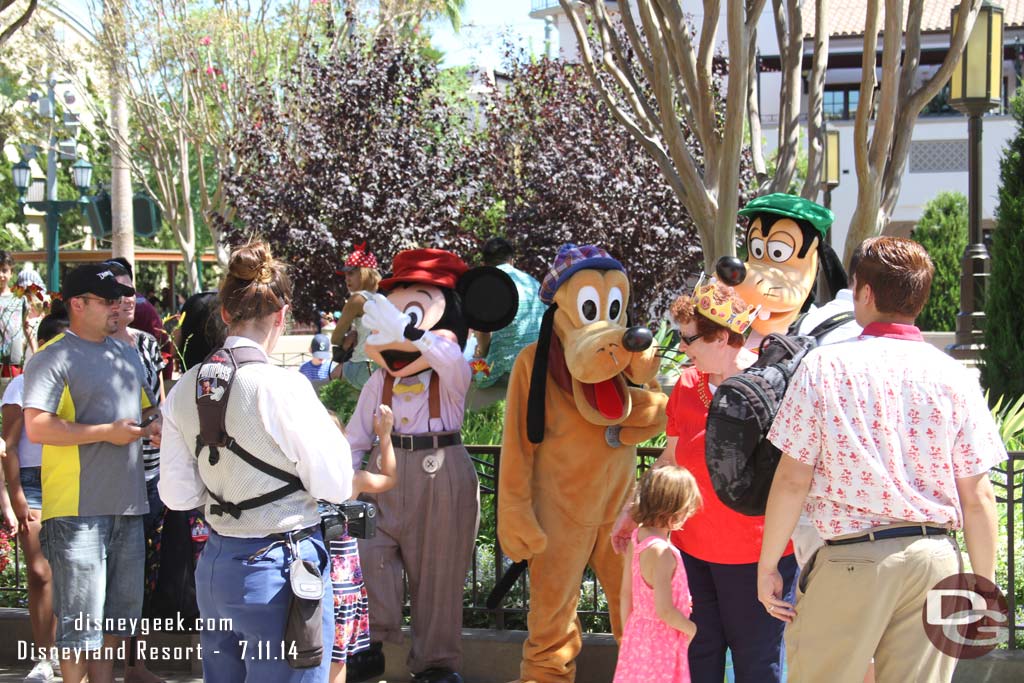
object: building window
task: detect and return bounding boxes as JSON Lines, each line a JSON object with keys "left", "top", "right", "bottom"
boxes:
{"left": 824, "top": 87, "right": 859, "bottom": 120}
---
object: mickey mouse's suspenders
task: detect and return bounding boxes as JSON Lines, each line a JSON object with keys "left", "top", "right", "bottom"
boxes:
{"left": 380, "top": 372, "right": 441, "bottom": 420}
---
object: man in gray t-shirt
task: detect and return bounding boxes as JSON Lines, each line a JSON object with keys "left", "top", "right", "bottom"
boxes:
{"left": 22, "top": 263, "right": 160, "bottom": 682}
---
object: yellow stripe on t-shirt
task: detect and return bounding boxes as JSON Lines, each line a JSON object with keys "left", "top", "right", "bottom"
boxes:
{"left": 36, "top": 332, "right": 65, "bottom": 354}
{"left": 41, "top": 383, "right": 81, "bottom": 521}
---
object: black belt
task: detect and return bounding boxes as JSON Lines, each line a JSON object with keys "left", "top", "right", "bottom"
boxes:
{"left": 269, "top": 524, "right": 320, "bottom": 543}
{"left": 390, "top": 432, "right": 462, "bottom": 451}
{"left": 825, "top": 525, "right": 948, "bottom": 546}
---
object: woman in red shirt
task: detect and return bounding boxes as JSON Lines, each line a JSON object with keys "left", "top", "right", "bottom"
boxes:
{"left": 613, "top": 280, "right": 796, "bottom": 682}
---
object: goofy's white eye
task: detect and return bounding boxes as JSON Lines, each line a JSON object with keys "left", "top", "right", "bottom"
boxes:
{"left": 577, "top": 286, "right": 600, "bottom": 324}
{"left": 767, "top": 240, "right": 794, "bottom": 263}
{"left": 607, "top": 286, "right": 624, "bottom": 322}
{"left": 404, "top": 303, "right": 425, "bottom": 328}
{"left": 749, "top": 238, "right": 766, "bottom": 260}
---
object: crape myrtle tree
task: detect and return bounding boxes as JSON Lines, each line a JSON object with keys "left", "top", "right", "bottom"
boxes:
{"left": 472, "top": 51, "right": 752, "bottom": 321}
{"left": 560, "top": 0, "right": 985, "bottom": 267}
{"left": 221, "top": 35, "right": 481, "bottom": 323}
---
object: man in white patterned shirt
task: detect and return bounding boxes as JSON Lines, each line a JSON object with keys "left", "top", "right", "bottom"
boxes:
{"left": 755, "top": 237, "right": 1005, "bottom": 683}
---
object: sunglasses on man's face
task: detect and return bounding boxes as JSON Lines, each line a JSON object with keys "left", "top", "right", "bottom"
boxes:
{"left": 77, "top": 295, "right": 120, "bottom": 307}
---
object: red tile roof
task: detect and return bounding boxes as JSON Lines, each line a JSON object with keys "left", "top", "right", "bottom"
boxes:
{"left": 803, "top": 0, "right": 1024, "bottom": 38}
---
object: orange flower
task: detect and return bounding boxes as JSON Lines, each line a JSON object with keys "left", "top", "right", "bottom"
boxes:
{"left": 469, "top": 359, "right": 491, "bottom": 376}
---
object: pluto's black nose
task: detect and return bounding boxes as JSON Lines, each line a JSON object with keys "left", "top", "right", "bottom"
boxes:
{"left": 622, "top": 326, "right": 653, "bottom": 353}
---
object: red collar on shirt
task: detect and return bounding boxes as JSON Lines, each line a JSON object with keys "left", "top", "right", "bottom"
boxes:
{"left": 861, "top": 322, "right": 924, "bottom": 341}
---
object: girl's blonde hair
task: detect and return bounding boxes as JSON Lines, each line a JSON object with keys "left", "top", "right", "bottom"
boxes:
{"left": 631, "top": 466, "right": 702, "bottom": 528}
{"left": 350, "top": 267, "right": 382, "bottom": 293}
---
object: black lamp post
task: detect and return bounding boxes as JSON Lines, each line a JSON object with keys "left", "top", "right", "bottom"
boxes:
{"left": 947, "top": 0, "right": 1004, "bottom": 360}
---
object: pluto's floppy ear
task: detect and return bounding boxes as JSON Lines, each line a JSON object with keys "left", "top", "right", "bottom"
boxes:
{"left": 818, "top": 241, "right": 849, "bottom": 302}
{"left": 458, "top": 266, "right": 519, "bottom": 332}
{"left": 527, "top": 304, "right": 557, "bottom": 444}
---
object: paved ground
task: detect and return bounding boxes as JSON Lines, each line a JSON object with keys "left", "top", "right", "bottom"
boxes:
{"left": 0, "top": 668, "right": 400, "bottom": 683}
{"left": 0, "top": 669, "right": 202, "bottom": 682}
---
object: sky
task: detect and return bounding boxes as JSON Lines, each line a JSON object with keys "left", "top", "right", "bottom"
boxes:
{"left": 55, "top": 0, "right": 549, "bottom": 69}
{"left": 426, "top": 1, "right": 548, "bottom": 70}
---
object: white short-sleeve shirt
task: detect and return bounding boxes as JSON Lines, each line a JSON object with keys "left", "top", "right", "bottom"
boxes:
{"left": 768, "top": 323, "right": 1006, "bottom": 539}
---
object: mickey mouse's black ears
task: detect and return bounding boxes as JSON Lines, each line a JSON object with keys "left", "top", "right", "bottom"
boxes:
{"left": 458, "top": 266, "right": 519, "bottom": 332}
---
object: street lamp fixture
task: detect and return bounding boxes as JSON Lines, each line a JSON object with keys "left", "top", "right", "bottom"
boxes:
{"left": 821, "top": 128, "right": 841, "bottom": 189}
{"left": 71, "top": 158, "right": 93, "bottom": 199}
{"left": 950, "top": 0, "right": 1004, "bottom": 113}
{"left": 11, "top": 160, "right": 31, "bottom": 200}
{"left": 947, "top": 0, "right": 1004, "bottom": 360}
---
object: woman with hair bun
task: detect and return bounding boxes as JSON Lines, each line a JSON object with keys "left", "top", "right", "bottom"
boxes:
{"left": 159, "top": 241, "right": 355, "bottom": 682}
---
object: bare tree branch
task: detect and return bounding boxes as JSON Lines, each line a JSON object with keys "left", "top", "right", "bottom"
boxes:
{"left": 0, "top": 0, "right": 37, "bottom": 47}
{"left": 802, "top": 0, "right": 829, "bottom": 200}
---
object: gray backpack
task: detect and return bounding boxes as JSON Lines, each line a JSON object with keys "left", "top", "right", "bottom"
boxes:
{"left": 705, "top": 312, "right": 854, "bottom": 516}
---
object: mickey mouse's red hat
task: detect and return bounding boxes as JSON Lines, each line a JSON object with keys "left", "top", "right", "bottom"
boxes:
{"left": 335, "top": 242, "right": 379, "bottom": 274}
{"left": 379, "top": 248, "right": 469, "bottom": 291}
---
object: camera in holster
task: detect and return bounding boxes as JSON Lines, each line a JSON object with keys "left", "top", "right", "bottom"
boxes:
{"left": 318, "top": 500, "right": 377, "bottom": 541}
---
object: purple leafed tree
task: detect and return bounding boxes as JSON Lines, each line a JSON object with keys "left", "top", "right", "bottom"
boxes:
{"left": 470, "top": 52, "right": 754, "bottom": 322}
{"left": 220, "top": 37, "right": 481, "bottom": 322}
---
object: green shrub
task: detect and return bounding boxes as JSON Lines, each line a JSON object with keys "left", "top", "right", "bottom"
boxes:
{"left": 984, "top": 90, "right": 1024, "bottom": 402}
{"left": 911, "top": 191, "right": 967, "bottom": 332}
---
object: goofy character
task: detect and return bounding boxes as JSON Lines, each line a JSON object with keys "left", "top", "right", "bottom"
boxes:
{"left": 498, "top": 244, "right": 667, "bottom": 683}
{"left": 716, "top": 193, "right": 848, "bottom": 343}
{"left": 344, "top": 248, "right": 518, "bottom": 683}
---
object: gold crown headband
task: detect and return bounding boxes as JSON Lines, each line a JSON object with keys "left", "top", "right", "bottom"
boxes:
{"left": 690, "top": 274, "right": 761, "bottom": 335}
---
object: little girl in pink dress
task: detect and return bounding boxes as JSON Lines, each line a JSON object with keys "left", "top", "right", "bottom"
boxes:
{"left": 613, "top": 466, "right": 702, "bottom": 683}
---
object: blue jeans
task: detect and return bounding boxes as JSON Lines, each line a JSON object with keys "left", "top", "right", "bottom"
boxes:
{"left": 40, "top": 515, "right": 145, "bottom": 649}
{"left": 681, "top": 551, "right": 797, "bottom": 683}
{"left": 196, "top": 528, "right": 334, "bottom": 683}
{"left": 19, "top": 466, "right": 43, "bottom": 509}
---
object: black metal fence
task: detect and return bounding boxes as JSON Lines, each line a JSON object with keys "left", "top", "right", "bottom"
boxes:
{"left": 991, "top": 450, "right": 1024, "bottom": 649}
{"left": 3, "top": 448, "right": 1022, "bottom": 648}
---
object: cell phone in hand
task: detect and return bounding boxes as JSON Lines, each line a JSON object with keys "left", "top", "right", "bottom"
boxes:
{"left": 136, "top": 413, "right": 159, "bottom": 428}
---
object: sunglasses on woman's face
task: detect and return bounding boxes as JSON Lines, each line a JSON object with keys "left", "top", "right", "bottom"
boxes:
{"left": 679, "top": 332, "right": 703, "bottom": 346}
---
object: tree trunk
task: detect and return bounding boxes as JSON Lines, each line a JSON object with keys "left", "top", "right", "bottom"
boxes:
{"left": 106, "top": 0, "right": 134, "bottom": 265}
{"left": 801, "top": 0, "right": 829, "bottom": 200}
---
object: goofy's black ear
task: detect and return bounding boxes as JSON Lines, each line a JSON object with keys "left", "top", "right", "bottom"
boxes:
{"left": 817, "top": 241, "right": 849, "bottom": 302}
{"left": 458, "top": 266, "right": 519, "bottom": 332}
{"left": 527, "top": 304, "right": 557, "bottom": 445}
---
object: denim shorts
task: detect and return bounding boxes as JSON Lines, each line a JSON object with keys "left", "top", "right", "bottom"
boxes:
{"left": 39, "top": 515, "right": 145, "bottom": 649}
{"left": 19, "top": 467, "right": 43, "bottom": 510}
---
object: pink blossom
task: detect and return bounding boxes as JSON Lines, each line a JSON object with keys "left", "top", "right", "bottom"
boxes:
{"left": 206, "top": 66, "right": 215, "bottom": 76}
{"left": 220, "top": 82, "right": 228, "bottom": 92}
{"left": 200, "top": 36, "right": 211, "bottom": 46}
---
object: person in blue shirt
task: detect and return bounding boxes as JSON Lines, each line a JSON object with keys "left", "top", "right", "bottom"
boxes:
{"left": 298, "top": 334, "right": 341, "bottom": 389}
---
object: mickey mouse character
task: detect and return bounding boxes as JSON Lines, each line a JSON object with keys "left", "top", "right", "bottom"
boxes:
{"left": 717, "top": 193, "right": 848, "bottom": 344}
{"left": 344, "top": 248, "right": 517, "bottom": 683}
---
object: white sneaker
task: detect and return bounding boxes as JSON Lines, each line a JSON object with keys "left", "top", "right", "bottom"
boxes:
{"left": 24, "top": 658, "right": 54, "bottom": 682}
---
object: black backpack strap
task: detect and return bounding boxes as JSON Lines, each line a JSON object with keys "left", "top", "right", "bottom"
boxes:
{"left": 193, "top": 346, "right": 305, "bottom": 519}
{"left": 196, "top": 346, "right": 267, "bottom": 449}
{"left": 807, "top": 312, "right": 856, "bottom": 340}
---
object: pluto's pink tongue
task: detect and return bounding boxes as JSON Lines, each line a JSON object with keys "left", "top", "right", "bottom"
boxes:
{"left": 594, "top": 378, "right": 623, "bottom": 419}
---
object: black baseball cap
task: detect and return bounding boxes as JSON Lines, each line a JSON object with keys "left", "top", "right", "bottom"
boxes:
{"left": 62, "top": 264, "right": 135, "bottom": 300}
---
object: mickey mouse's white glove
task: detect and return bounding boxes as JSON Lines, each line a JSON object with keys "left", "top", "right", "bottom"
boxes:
{"left": 363, "top": 294, "right": 411, "bottom": 346}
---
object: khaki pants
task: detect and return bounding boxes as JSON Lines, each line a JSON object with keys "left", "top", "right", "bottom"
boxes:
{"left": 787, "top": 532, "right": 962, "bottom": 683}
{"left": 359, "top": 441, "right": 480, "bottom": 674}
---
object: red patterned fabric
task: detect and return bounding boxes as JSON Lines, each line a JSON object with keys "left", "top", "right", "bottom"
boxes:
{"left": 768, "top": 332, "right": 1006, "bottom": 539}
